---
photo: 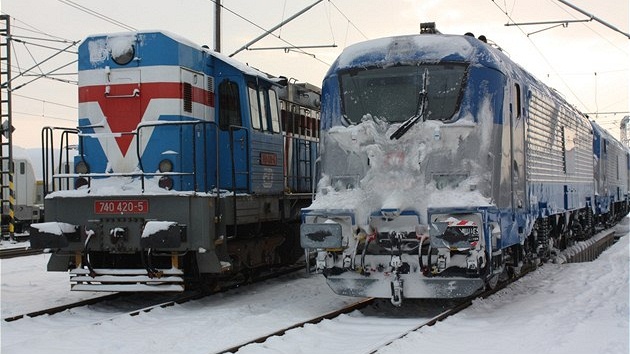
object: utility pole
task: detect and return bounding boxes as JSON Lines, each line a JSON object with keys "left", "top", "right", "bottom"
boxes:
{"left": 214, "top": 0, "right": 221, "bottom": 52}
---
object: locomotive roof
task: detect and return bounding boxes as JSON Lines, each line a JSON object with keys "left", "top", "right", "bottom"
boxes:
{"left": 591, "top": 119, "right": 626, "bottom": 149}
{"left": 327, "top": 33, "right": 586, "bottom": 122}
{"left": 79, "top": 30, "right": 278, "bottom": 83}
{"left": 328, "top": 34, "right": 504, "bottom": 72}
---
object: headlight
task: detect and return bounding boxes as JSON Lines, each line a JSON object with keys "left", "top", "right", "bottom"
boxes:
{"left": 75, "top": 161, "right": 89, "bottom": 174}
{"left": 75, "top": 177, "right": 89, "bottom": 189}
{"left": 159, "top": 159, "right": 173, "bottom": 172}
{"left": 159, "top": 176, "right": 173, "bottom": 190}
{"left": 111, "top": 44, "right": 135, "bottom": 65}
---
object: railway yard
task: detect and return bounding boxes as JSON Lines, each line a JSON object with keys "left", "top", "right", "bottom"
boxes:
{"left": 1, "top": 1, "right": 628, "bottom": 353}
{"left": 1, "top": 217, "right": 628, "bottom": 354}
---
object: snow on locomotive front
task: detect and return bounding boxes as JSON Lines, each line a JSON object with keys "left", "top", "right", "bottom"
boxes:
{"left": 301, "top": 33, "right": 559, "bottom": 305}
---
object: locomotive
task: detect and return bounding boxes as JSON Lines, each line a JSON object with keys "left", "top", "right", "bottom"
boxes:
{"left": 1, "top": 148, "right": 44, "bottom": 236}
{"left": 300, "top": 30, "right": 629, "bottom": 305}
{"left": 29, "top": 30, "right": 320, "bottom": 292}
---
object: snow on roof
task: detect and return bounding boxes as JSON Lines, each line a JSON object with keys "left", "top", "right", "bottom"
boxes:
{"left": 83, "top": 30, "right": 275, "bottom": 81}
{"left": 330, "top": 34, "right": 477, "bottom": 72}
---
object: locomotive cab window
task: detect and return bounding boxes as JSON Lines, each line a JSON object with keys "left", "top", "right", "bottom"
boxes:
{"left": 248, "top": 83, "right": 280, "bottom": 133}
{"left": 268, "top": 89, "right": 281, "bottom": 133}
{"left": 258, "top": 89, "right": 269, "bottom": 131}
{"left": 514, "top": 83, "right": 522, "bottom": 118}
{"left": 218, "top": 80, "right": 242, "bottom": 130}
{"left": 339, "top": 63, "right": 467, "bottom": 124}
{"left": 248, "top": 84, "right": 262, "bottom": 130}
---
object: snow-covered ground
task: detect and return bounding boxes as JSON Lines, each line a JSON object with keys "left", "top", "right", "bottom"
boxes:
{"left": 1, "top": 217, "right": 628, "bottom": 354}
{"left": 378, "top": 220, "right": 629, "bottom": 354}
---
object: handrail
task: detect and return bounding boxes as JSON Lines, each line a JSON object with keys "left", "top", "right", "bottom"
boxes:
{"left": 136, "top": 120, "right": 219, "bottom": 193}
{"left": 41, "top": 126, "right": 79, "bottom": 196}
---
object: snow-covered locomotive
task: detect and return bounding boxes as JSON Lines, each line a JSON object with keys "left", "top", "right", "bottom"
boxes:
{"left": 29, "top": 31, "right": 320, "bottom": 291}
{"left": 300, "top": 32, "right": 629, "bottom": 305}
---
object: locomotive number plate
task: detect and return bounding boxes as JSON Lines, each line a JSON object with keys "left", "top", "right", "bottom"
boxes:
{"left": 94, "top": 200, "right": 149, "bottom": 214}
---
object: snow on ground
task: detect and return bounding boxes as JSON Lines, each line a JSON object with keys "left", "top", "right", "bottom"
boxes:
{"left": 0, "top": 250, "right": 104, "bottom": 318}
{"left": 1, "top": 217, "right": 628, "bottom": 354}
{"left": 1, "top": 260, "right": 361, "bottom": 354}
{"left": 378, "top": 219, "right": 630, "bottom": 354}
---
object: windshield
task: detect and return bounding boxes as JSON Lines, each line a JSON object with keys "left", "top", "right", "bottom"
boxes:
{"left": 340, "top": 64, "right": 467, "bottom": 124}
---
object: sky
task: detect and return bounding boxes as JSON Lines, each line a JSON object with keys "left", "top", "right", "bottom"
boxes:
{"left": 1, "top": 0, "right": 629, "bottom": 148}
{"left": 1, "top": 218, "right": 628, "bottom": 353}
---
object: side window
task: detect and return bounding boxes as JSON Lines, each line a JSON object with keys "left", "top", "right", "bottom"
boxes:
{"left": 514, "top": 83, "right": 521, "bottom": 118}
{"left": 248, "top": 83, "right": 280, "bottom": 133}
{"left": 269, "top": 89, "right": 280, "bottom": 133}
{"left": 259, "top": 90, "right": 268, "bottom": 131}
{"left": 218, "top": 80, "right": 241, "bottom": 130}
{"left": 248, "top": 85, "right": 261, "bottom": 130}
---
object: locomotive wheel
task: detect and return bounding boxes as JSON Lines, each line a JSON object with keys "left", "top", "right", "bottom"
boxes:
{"left": 485, "top": 266, "right": 507, "bottom": 290}
{"left": 196, "top": 274, "right": 221, "bottom": 294}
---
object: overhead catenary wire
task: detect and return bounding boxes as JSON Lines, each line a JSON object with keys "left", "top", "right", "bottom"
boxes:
{"left": 206, "top": 0, "right": 331, "bottom": 66}
{"left": 8, "top": 41, "right": 78, "bottom": 89}
{"left": 13, "top": 93, "right": 78, "bottom": 110}
{"left": 555, "top": 0, "right": 630, "bottom": 39}
{"left": 12, "top": 110, "right": 76, "bottom": 123}
{"left": 227, "top": 0, "right": 325, "bottom": 58}
{"left": 1, "top": 13, "right": 75, "bottom": 43}
{"left": 57, "top": 0, "right": 136, "bottom": 31}
{"left": 491, "top": 0, "right": 591, "bottom": 112}
{"left": 2, "top": 14, "right": 79, "bottom": 92}
{"left": 11, "top": 59, "right": 78, "bottom": 91}
{"left": 328, "top": 0, "right": 369, "bottom": 41}
{"left": 545, "top": 0, "right": 629, "bottom": 55}
{"left": 7, "top": 36, "right": 78, "bottom": 54}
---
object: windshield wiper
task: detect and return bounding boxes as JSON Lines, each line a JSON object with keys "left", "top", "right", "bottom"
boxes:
{"left": 390, "top": 68, "right": 429, "bottom": 140}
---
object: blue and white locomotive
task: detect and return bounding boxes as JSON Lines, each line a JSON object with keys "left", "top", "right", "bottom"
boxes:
{"left": 30, "top": 31, "right": 320, "bottom": 291}
{"left": 300, "top": 30, "right": 629, "bottom": 305}
{"left": 592, "top": 121, "right": 629, "bottom": 226}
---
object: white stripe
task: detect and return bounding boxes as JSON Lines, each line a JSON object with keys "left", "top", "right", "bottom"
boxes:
{"left": 79, "top": 66, "right": 209, "bottom": 86}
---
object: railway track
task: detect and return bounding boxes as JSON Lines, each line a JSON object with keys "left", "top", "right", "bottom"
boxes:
{"left": 220, "top": 297, "right": 377, "bottom": 353}
{"left": 222, "top": 228, "right": 618, "bottom": 354}
{"left": 221, "top": 276, "right": 518, "bottom": 354}
{"left": 0, "top": 247, "right": 41, "bottom": 259}
{"left": 3, "top": 262, "right": 306, "bottom": 323}
{"left": 3, "top": 229, "right": 618, "bottom": 353}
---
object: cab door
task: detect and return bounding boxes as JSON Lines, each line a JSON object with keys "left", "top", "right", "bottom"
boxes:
{"left": 247, "top": 82, "right": 284, "bottom": 195}
{"left": 217, "top": 78, "right": 249, "bottom": 192}
{"left": 510, "top": 82, "right": 528, "bottom": 240}
{"left": 510, "top": 83, "right": 526, "bottom": 212}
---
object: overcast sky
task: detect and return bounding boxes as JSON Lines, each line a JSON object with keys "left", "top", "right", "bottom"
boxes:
{"left": 2, "top": 0, "right": 628, "bottom": 148}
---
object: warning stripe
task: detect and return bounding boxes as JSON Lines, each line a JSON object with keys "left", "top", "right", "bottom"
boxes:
{"left": 8, "top": 171, "right": 15, "bottom": 234}
{"left": 449, "top": 219, "right": 477, "bottom": 227}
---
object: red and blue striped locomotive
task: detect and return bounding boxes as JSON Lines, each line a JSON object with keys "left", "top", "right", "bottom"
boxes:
{"left": 30, "top": 31, "right": 320, "bottom": 291}
{"left": 300, "top": 30, "right": 629, "bottom": 305}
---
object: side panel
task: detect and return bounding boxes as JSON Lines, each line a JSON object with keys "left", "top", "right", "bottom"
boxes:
{"left": 250, "top": 131, "right": 284, "bottom": 194}
{"left": 526, "top": 90, "right": 593, "bottom": 215}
